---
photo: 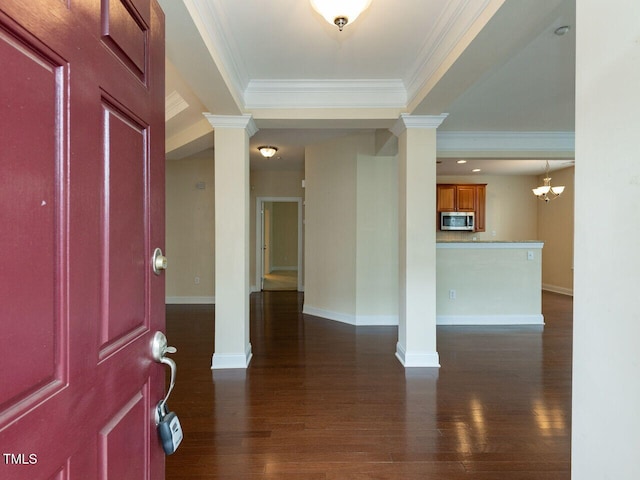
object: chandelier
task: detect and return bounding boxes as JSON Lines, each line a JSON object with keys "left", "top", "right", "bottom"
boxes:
{"left": 532, "top": 161, "right": 565, "bottom": 202}
{"left": 309, "top": 0, "right": 372, "bottom": 31}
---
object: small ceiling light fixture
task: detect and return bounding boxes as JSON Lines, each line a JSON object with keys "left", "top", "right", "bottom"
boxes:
{"left": 532, "top": 161, "right": 565, "bottom": 202}
{"left": 554, "top": 25, "right": 571, "bottom": 36}
{"left": 457, "top": 159, "right": 467, "bottom": 164}
{"left": 258, "top": 146, "right": 278, "bottom": 158}
{"left": 310, "top": 0, "right": 372, "bottom": 31}
{"left": 472, "top": 168, "right": 481, "bottom": 173}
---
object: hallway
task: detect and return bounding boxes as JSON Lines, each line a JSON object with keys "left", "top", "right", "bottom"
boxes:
{"left": 165, "top": 291, "right": 572, "bottom": 479}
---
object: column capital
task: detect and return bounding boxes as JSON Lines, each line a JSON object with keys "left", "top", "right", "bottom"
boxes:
{"left": 390, "top": 113, "right": 449, "bottom": 137}
{"left": 204, "top": 113, "right": 258, "bottom": 137}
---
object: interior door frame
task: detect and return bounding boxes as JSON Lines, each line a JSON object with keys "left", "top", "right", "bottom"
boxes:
{"left": 255, "top": 196, "right": 303, "bottom": 292}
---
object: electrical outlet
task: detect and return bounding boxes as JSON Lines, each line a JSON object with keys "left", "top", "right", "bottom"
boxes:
{"left": 194, "top": 276, "right": 200, "bottom": 285}
{"left": 449, "top": 289, "right": 456, "bottom": 300}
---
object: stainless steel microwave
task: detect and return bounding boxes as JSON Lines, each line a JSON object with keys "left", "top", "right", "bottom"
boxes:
{"left": 441, "top": 211, "right": 475, "bottom": 231}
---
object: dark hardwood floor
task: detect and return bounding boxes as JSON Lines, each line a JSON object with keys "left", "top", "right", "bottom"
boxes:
{"left": 165, "top": 291, "right": 572, "bottom": 479}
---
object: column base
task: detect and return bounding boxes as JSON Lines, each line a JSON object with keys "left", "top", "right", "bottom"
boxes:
{"left": 395, "top": 342, "right": 440, "bottom": 368}
{"left": 211, "top": 344, "right": 253, "bottom": 369}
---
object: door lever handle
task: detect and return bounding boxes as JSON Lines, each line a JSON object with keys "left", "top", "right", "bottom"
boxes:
{"left": 151, "top": 332, "right": 177, "bottom": 408}
{"left": 151, "top": 331, "right": 183, "bottom": 455}
{"left": 152, "top": 331, "right": 176, "bottom": 361}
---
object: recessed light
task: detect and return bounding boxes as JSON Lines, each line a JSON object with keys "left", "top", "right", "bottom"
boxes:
{"left": 457, "top": 159, "right": 467, "bottom": 164}
{"left": 472, "top": 168, "right": 481, "bottom": 173}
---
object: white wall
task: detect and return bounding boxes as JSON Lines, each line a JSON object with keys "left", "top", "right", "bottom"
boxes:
{"left": 436, "top": 243, "right": 543, "bottom": 324}
{"left": 165, "top": 152, "right": 215, "bottom": 303}
{"left": 537, "top": 166, "right": 574, "bottom": 295}
{"left": 304, "top": 132, "right": 399, "bottom": 325}
{"left": 573, "top": 1, "right": 640, "bottom": 478}
{"left": 304, "top": 134, "right": 359, "bottom": 319}
{"left": 356, "top": 154, "right": 399, "bottom": 322}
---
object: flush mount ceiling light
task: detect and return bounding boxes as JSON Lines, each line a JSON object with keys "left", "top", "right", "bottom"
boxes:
{"left": 309, "top": 0, "right": 372, "bottom": 31}
{"left": 532, "top": 161, "right": 565, "bottom": 202}
{"left": 258, "top": 146, "right": 278, "bottom": 158}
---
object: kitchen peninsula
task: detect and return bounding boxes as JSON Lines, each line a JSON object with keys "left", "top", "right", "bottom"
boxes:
{"left": 436, "top": 241, "right": 544, "bottom": 325}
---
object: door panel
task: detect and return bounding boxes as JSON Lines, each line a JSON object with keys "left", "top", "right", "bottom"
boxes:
{"left": 0, "top": 1, "right": 67, "bottom": 429}
{"left": 101, "top": 0, "right": 149, "bottom": 82}
{"left": 100, "top": 100, "right": 148, "bottom": 351}
{"left": 0, "top": 1, "right": 165, "bottom": 478}
{"left": 99, "top": 388, "right": 148, "bottom": 479}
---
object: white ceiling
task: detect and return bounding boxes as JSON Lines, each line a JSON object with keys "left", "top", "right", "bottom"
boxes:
{"left": 159, "top": 0, "right": 575, "bottom": 175}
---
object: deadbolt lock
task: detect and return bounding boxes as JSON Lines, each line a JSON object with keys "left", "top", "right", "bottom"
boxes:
{"left": 152, "top": 248, "right": 168, "bottom": 275}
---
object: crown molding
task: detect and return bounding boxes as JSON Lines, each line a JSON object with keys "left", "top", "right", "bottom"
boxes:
{"left": 204, "top": 113, "right": 258, "bottom": 137}
{"left": 244, "top": 79, "right": 407, "bottom": 109}
{"left": 184, "top": 0, "right": 248, "bottom": 105}
{"left": 436, "top": 131, "right": 575, "bottom": 153}
{"left": 165, "top": 90, "right": 189, "bottom": 121}
{"left": 404, "top": 0, "right": 500, "bottom": 103}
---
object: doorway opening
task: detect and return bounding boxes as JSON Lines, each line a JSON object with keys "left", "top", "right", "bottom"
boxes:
{"left": 256, "top": 197, "right": 303, "bottom": 291}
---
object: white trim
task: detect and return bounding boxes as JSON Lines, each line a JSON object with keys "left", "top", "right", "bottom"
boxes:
{"left": 404, "top": 0, "right": 500, "bottom": 105}
{"left": 395, "top": 343, "right": 441, "bottom": 368}
{"left": 437, "top": 241, "right": 544, "bottom": 249}
{"left": 244, "top": 79, "right": 406, "bottom": 109}
{"left": 390, "top": 113, "right": 449, "bottom": 136}
{"left": 355, "top": 315, "right": 399, "bottom": 326}
{"left": 255, "top": 196, "right": 304, "bottom": 292}
{"left": 303, "top": 305, "right": 354, "bottom": 325}
{"left": 437, "top": 131, "right": 575, "bottom": 154}
{"left": 165, "top": 90, "right": 189, "bottom": 121}
{"left": 211, "top": 344, "right": 253, "bottom": 369}
{"left": 303, "top": 305, "right": 398, "bottom": 326}
{"left": 437, "top": 314, "right": 545, "bottom": 325}
{"left": 542, "top": 284, "right": 574, "bottom": 296}
{"left": 203, "top": 113, "right": 258, "bottom": 137}
{"left": 165, "top": 296, "right": 215, "bottom": 304}
{"left": 184, "top": 0, "right": 248, "bottom": 105}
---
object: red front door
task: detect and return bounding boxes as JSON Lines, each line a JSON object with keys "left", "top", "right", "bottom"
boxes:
{"left": 0, "top": 0, "right": 166, "bottom": 478}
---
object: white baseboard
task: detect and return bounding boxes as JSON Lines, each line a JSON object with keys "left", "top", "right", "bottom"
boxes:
{"left": 542, "top": 284, "right": 573, "bottom": 296}
{"left": 354, "top": 314, "right": 398, "bottom": 326}
{"left": 302, "top": 304, "right": 398, "bottom": 326}
{"left": 166, "top": 296, "right": 215, "bottom": 304}
{"left": 395, "top": 343, "right": 441, "bottom": 368}
{"left": 211, "top": 344, "right": 253, "bottom": 369}
{"left": 251, "top": 285, "right": 304, "bottom": 293}
{"left": 436, "top": 314, "right": 544, "bottom": 325}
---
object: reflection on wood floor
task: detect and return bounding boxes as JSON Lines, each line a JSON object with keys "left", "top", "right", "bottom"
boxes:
{"left": 262, "top": 269, "right": 297, "bottom": 291}
{"left": 165, "top": 291, "right": 572, "bottom": 479}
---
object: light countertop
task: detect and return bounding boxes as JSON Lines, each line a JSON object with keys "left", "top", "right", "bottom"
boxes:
{"left": 437, "top": 241, "right": 544, "bottom": 249}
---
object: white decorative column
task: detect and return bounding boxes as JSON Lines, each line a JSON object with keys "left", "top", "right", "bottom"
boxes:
{"left": 390, "top": 114, "right": 447, "bottom": 367}
{"left": 205, "top": 114, "right": 257, "bottom": 369}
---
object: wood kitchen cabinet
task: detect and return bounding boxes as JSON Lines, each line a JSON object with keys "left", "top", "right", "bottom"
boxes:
{"left": 436, "top": 184, "right": 486, "bottom": 232}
